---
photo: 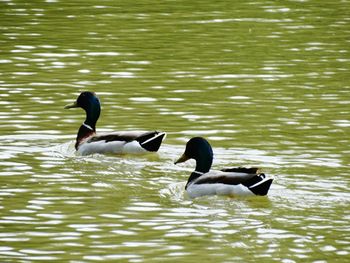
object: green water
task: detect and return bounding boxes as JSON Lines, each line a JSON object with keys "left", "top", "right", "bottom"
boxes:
{"left": 0, "top": 0, "right": 349, "bottom": 262}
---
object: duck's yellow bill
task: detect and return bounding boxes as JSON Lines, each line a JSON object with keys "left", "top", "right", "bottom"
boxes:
{"left": 64, "top": 101, "right": 78, "bottom": 109}
{"left": 174, "top": 153, "right": 189, "bottom": 164}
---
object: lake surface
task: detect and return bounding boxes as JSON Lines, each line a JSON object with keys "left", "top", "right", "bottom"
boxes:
{"left": 1, "top": 0, "right": 349, "bottom": 262}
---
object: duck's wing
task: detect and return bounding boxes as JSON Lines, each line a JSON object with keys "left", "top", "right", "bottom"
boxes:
{"left": 88, "top": 131, "right": 144, "bottom": 143}
{"left": 135, "top": 131, "right": 166, "bottom": 152}
{"left": 220, "top": 167, "right": 260, "bottom": 174}
{"left": 194, "top": 170, "right": 257, "bottom": 186}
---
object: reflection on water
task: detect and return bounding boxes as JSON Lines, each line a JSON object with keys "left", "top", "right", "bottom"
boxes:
{"left": 1, "top": 0, "right": 349, "bottom": 262}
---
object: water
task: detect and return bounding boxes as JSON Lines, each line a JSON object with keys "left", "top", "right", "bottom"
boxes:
{"left": 1, "top": 0, "right": 349, "bottom": 262}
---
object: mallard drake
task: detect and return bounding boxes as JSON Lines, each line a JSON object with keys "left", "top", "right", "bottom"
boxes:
{"left": 175, "top": 137, "right": 273, "bottom": 198}
{"left": 65, "top": 91, "right": 166, "bottom": 155}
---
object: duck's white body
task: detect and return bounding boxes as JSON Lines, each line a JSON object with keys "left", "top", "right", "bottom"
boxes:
{"left": 186, "top": 171, "right": 273, "bottom": 198}
{"left": 77, "top": 131, "right": 166, "bottom": 156}
{"left": 187, "top": 184, "right": 253, "bottom": 198}
{"left": 77, "top": 139, "right": 146, "bottom": 155}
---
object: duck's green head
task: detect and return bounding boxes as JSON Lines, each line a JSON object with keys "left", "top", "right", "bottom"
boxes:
{"left": 175, "top": 137, "right": 213, "bottom": 173}
{"left": 65, "top": 91, "right": 100, "bottom": 110}
{"left": 65, "top": 91, "right": 101, "bottom": 127}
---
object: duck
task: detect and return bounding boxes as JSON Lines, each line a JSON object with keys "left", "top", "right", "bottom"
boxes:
{"left": 64, "top": 91, "right": 166, "bottom": 155}
{"left": 174, "top": 137, "right": 273, "bottom": 198}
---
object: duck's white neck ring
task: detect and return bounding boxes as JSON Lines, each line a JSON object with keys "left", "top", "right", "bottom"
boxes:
{"left": 193, "top": 171, "right": 204, "bottom": 175}
{"left": 83, "top": 123, "right": 94, "bottom": 131}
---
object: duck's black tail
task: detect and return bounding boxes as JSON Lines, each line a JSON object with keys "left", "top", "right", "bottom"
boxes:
{"left": 243, "top": 173, "right": 274, "bottom": 196}
{"left": 137, "top": 131, "right": 166, "bottom": 152}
